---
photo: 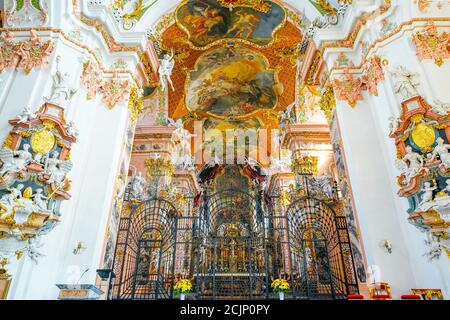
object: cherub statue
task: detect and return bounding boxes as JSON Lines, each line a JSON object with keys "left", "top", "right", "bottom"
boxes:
{"left": 45, "top": 56, "right": 77, "bottom": 107}
{"left": 423, "top": 233, "right": 443, "bottom": 261}
{"left": 44, "top": 151, "right": 73, "bottom": 185}
{"left": 388, "top": 116, "right": 401, "bottom": 135}
{"left": 0, "top": 144, "right": 32, "bottom": 176}
{"left": 14, "top": 187, "right": 36, "bottom": 225}
{"left": 431, "top": 100, "right": 450, "bottom": 116}
{"left": 396, "top": 146, "right": 424, "bottom": 184}
{"left": 418, "top": 181, "right": 436, "bottom": 208}
{"left": 131, "top": 171, "right": 146, "bottom": 200}
{"left": 17, "top": 106, "right": 37, "bottom": 123}
{"left": 64, "top": 121, "right": 79, "bottom": 138}
{"left": 158, "top": 49, "right": 175, "bottom": 92}
{"left": 431, "top": 137, "right": 450, "bottom": 169}
{"left": 0, "top": 184, "right": 24, "bottom": 221}
{"left": 390, "top": 65, "right": 420, "bottom": 100}
{"left": 25, "top": 236, "right": 44, "bottom": 264}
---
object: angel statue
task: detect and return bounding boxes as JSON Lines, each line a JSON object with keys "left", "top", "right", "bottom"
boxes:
{"left": 418, "top": 181, "right": 436, "bottom": 210}
{"left": 388, "top": 116, "right": 401, "bottom": 135}
{"left": 45, "top": 56, "right": 77, "bottom": 107}
{"left": 389, "top": 65, "right": 420, "bottom": 100}
{"left": 0, "top": 184, "right": 24, "bottom": 209}
{"left": 32, "top": 188, "right": 50, "bottom": 212}
{"left": 17, "top": 106, "right": 37, "bottom": 123}
{"left": 0, "top": 144, "right": 32, "bottom": 176}
{"left": 158, "top": 49, "right": 175, "bottom": 92}
{"left": 44, "top": 151, "right": 73, "bottom": 185}
{"left": 131, "top": 171, "right": 146, "bottom": 200}
{"left": 168, "top": 118, "right": 196, "bottom": 163}
{"left": 279, "top": 104, "right": 295, "bottom": 128}
{"left": 64, "top": 121, "right": 79, "bottom": 138}
{"left": 431, "top": 137, "right": 450, "bottom": 169}
{"left": 431, "top": 100, "right": 450, "bottom": 116}
{"left": 423, "top": 233, "right": 444, "bottom": 261}
{"left": 395, "top": 145, "right": 424, "bottom": 185}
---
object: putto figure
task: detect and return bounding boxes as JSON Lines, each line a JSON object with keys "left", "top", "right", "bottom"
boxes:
{"left": 396, "top": 145, "right": 424, "bottom": 184}
{"left": 158, "top": 49, "right": 175, "bottom": 92}
{"left": 0, "top": 144, "right": 33, "bottom": 176}
{"left": 17, "top": 106, "right": 37, "bottom": 123}
{"left": 431, "top": 137, "right": 450, "bottom": 169}
{"left": 390, "top": 65, "right": 420, "bottom": 100}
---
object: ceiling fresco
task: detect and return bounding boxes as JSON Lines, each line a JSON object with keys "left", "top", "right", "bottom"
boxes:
{"left": 161, "top": 20, "right": 302, "bottom": 128}
{"left": 186, "top": 47, "right": 282, "bottom": 118}
{"left": 157, "top": 0, "right": 303, "bottom": 164}
{"left": 175, "top": 0, "right": 286, "bottom": 49}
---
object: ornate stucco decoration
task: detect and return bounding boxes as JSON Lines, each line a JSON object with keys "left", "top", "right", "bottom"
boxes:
{"left": 331, "top": 68, "right": 363, "bottom": 108}
{"left": 5, "top": 0, "right": 49, "bottom": 27}
{"left": 0, "top": 103, "right": 77, "bottom": 264}
{"left": 110, "top": 0, "right": 159, "bottom": 31}
{"left": 99, "top": 74, "right": 131, "bottom": 109}
{"left": 389, "top": 96, "right": 450, "bottom": 259}
{"left": 412, "top": 22, "right": 450, "bottom": 67}
{"left": 0, "top": 30, "right": 54, "bottom": 74}
{"left": 44, "top": 56, "right": 78, "bottom": 108}
{"left": 80, "top": 60, "right": 103, "bottom": 100}
{"left": 361, "top": 55, "right": 385, "bottom": 97}
{"left": 128, "top": 86, "right": 145, "bottom": 123}
{"left": 319, "top": 84, "right": 336, "bottom": 121}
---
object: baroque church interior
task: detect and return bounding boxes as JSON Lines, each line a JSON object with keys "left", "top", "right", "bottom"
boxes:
{"left": 0, "top": 0, "right": 449, "bottom": 301}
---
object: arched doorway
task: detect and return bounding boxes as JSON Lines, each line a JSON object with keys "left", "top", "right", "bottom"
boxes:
{"left": 111, "top": 199, "right": 178, "bottom": 300}
{"left": 281, "top": 197, "right": 359, "bottom": 299}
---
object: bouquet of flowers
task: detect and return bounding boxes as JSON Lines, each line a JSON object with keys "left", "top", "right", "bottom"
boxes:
{"left": 174, "top": 279, "right": 193, "bottom": 295}
{"left": 271, "top": 278, "right": 290, "bottom": 293}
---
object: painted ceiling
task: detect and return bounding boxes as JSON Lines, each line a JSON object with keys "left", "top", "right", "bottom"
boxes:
{"left": 161, "top": 0, "right": 303, "bottom": 133}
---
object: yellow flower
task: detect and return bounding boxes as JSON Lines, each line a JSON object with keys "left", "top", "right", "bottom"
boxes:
{"left": 271, "top": 278, "right": 290, "bottom": 293}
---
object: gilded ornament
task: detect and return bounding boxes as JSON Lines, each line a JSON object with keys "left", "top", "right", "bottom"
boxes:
{"left": 31, "top": 129, "right": 55, "bottom": 154}
{"left": 411, "top": 122, "right": 436, "bottom": 149}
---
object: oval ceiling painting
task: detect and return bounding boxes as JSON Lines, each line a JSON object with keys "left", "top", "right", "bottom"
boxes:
{"left": 175, "top": 0, "right": 286, "bottom": 48}
{"left": 186, "top": 47, "right": 283, "bottom": 118}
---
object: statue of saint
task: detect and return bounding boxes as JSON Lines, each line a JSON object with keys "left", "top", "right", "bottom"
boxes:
{"left": 158, "top": 49, "right": 175, "bottom": 92}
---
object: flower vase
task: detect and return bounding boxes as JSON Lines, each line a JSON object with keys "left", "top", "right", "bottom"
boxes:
{"left": 180, "top": 293, "right": 186, "bottom": 300}
{"left": 279, "top": 292, "right": 285, "bottom": 300}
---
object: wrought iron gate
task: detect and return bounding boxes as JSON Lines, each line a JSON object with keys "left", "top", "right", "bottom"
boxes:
{"left": 110, "top": 191, "right": 358, "bottom": 300}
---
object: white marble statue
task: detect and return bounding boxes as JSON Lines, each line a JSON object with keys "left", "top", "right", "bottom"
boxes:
{"left": 278, "top": 104, "right": 294, "bottom": 128}
{"left": 390, "top": 66, "right": 420, "bottom": 100}
{"left": 388, "top": 116, "right": 401, "bottom": 135}
{"left": 131, "top": 171, "right": 146, "bottom": 200}
{"left": 423, "top": 233, "right": 443, "bottom": 261}
{"left": 0, "top": 184, "right": 24, "bottom": 220}
{"left": 418, "top": 181, "right": 436, "bottom": 209}
{"left": 0, "top": 144, "right": 32, "bottom": 176}
{"left": 14, "top": 190, "right": 36, "bottom": 225}
{"left": 270, "top": 156, "right": 292, "bottom": 173}
{"left": 158, "top": 49, "right": 175, "bottom": 92}
{"left": 319, "top": 175, "right": 335, "bottom": 199}
{"left": 431, "top": 100, "right": 450, "bottom": 116}
{"left": 32, "top": 188, "right": 49, "bottom": 212}
{"left": 64, "top": 121, "right": 79, "bottom": 138}
{"left": 396, "top": 146, "right": 424, "bottom": 184}
{"left": 45, "top": 56, "right": 77, "bottom": 107}
{"left": 44, "top": 151, "right": 73, "bottom": 185}
{"left": 17, "top": 106, "right": 37, "bottom": 123}
{"left": 431, "top": 137, "right": 450, "bottom": 169}
{"left": 169, "top": 118, "right": 195, "bottom": 163}
{"left": 25, "top": 236, "right": 44, "bottom": 264}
